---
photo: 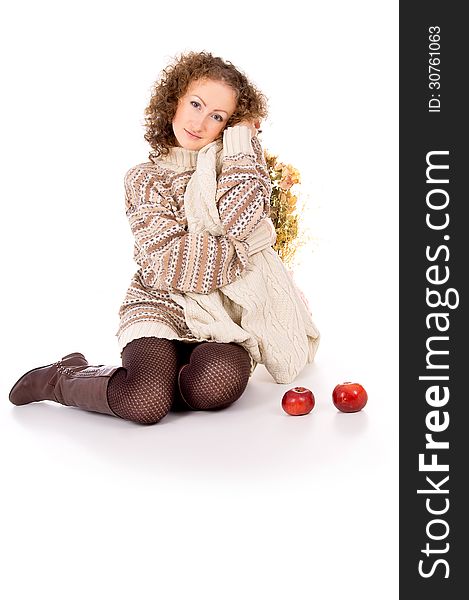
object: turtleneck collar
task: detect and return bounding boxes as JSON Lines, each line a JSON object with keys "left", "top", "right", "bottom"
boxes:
{"left": 156, "top": 146, "right": 199, "bottom": 169}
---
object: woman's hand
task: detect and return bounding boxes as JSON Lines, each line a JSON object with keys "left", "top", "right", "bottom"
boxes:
{"left": 235, "top": 118, "right": 261, "bottom": 137}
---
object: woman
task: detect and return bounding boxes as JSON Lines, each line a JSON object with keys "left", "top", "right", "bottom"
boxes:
{"left": 9, "top": 51, "right": 281, "bottom": 425}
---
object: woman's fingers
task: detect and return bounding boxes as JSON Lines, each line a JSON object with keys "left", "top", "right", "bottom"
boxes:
{"left": 236, "top": 119, "right": 260, "bottom": 136}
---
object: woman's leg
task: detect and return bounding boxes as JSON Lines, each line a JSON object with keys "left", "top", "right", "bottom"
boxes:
{"left": 175, "top": 341, "right": 251, "bottom": 411}
{"left": 9, "top": 338, "right": 250, "bottom": 422}
{"left": 107, "top": 337, "right": 179, "bottom": 424}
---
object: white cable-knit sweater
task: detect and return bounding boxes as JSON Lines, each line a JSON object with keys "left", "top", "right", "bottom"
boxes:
{"left": 169, "top": 127, "right": 320, "bottom": 384}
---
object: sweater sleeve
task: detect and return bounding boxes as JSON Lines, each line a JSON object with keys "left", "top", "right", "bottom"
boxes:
{"left": 216, "top": 126, "right": 272, "bottom": 242}
{"left": 124, "top": 164, "right": 249, "bottom": 295}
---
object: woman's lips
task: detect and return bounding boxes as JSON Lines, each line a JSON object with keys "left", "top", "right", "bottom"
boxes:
{"left": 185, "top": 129, "right": 201, "bottom": 140}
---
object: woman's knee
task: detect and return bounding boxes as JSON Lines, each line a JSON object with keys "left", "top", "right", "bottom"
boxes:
{"left": 125, "top": 388, "right": 174, "bottom": 424}
{"left": 108, "top": 336, "right": 179, "bottom": 424}
{"left": 108, "top": 371, "right": 175, "bottom": 424}
{"left": 178, "top": 342, "right": 251, "bottom": 410}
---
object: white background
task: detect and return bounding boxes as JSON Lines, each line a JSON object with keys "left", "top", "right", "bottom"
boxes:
{"left": 0, "top": 1, "right": 398, "bottom": 598}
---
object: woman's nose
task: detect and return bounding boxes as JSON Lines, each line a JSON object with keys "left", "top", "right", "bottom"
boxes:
{"left": 191, "top": 113, "right": 208, "bottom": 132}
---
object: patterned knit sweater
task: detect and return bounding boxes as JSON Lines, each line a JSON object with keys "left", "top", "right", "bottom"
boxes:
{"left": 116, "top": 126, "right": 274, "bottom": 373}
{"left": 168, "top": 132, "right": 320, "bottom": 384}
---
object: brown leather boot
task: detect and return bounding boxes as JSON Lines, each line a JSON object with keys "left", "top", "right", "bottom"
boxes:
{"left": 9, "top": 352, "right": 123, "bottom": 417}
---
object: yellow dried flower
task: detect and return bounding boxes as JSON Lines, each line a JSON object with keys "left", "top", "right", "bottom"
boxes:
{"left": 264, "top": 149, "right": 308, "bottom": 266}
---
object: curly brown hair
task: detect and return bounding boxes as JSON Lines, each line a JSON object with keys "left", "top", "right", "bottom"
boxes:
{"left": 144, "top": 50, "right": 269, "bottom": 160}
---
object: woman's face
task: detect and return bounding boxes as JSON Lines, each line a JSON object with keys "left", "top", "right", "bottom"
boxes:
{"left": 172, "top": 78, "right": 237, "bottom": 150}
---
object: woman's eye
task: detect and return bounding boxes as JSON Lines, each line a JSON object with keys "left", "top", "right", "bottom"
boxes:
{"left": 190, "top": 101, "right": 222, "bottom": 122}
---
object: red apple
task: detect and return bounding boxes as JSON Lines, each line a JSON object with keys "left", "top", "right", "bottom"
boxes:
{"left": 332, "top": 382, "right": 368, "bottom": 413}
{"left": 282, "top": 386, "right": 315, "bottom": 416}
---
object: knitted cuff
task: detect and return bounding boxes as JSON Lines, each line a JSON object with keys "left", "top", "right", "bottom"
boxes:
{"left": 246, "top": 219, "right": 277, "bottom": 257}
{"left": 223, "top": 126, "right": 255, "bottom": 158}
